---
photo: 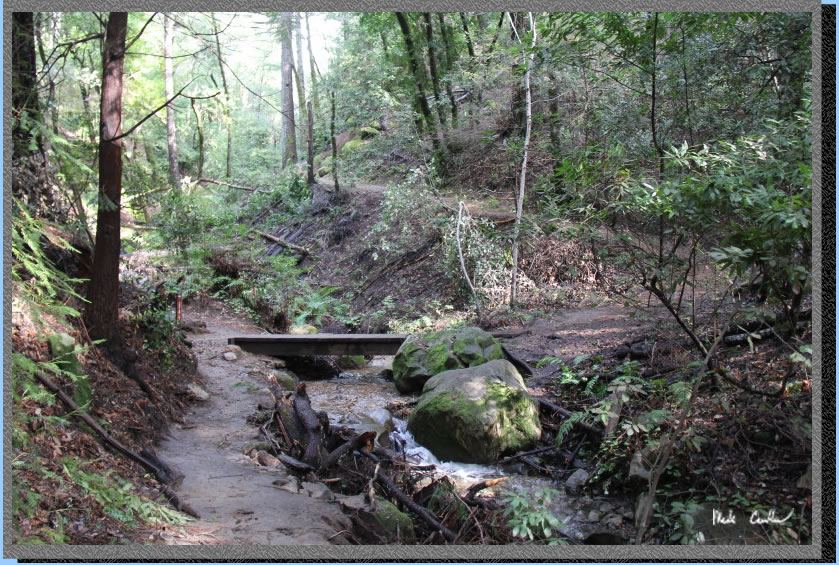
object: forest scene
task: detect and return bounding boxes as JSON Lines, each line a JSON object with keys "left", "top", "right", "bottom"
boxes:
{"left": 10, "top": 11, "right": 815, "bottom": 548}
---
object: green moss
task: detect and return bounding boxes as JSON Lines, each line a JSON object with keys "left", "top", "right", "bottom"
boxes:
{"left": 338, "top": 355, "right": 367, "bottom": 369}
{"left": 359, "top": 126, "right": 380, "bottom": 139}
{"left": 341, "top": 138, "right": 364, "bottom": 154}
{"left": 425, "top": 342, "right": 457, "bottom": 375}
{"left": 271, "top": 369, "right": 297, "bottom": 390}
{"left": 371, "top": 498, "right": 416, "bottom": 543}
{"left": 485, "top": 382, "right": 541, "bottom": 452}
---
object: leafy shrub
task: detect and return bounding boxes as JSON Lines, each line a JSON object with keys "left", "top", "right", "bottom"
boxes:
{"left": 502, "top": 487, "right": 567, "bottom": 544}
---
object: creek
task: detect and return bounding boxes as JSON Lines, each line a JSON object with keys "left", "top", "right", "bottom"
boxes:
{"left": 304, "top": 357, "right": 634, "bottom": 543}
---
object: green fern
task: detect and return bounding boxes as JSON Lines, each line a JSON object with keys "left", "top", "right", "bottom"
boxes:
{"left": 12, "top": 199, "right": 85, "bottom": 329}
{"left": 555, "top": 412, "right": 587, "bottom": 447}
{"left": 583, "top": 374, "right": 601, "bottom": 396}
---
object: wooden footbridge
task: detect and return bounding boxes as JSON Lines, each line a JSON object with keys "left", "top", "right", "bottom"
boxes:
{"left": 228, "top": 333, "right": 408, "bottom": 356}
{"left": 227, "top": 330, "right": 533, "bottom": 375}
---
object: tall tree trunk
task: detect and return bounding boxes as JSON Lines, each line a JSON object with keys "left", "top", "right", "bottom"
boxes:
{"left": 294, "top": 14, "right": 307, "bottom": 155}
{"left": 510, "top": 12, "right": 526, "bottom": 134}
{"left": 281, "top": 12, "right": 298, "bottom": 168}
{"left": 210, "top": 14, "right": 232, "bottom": 178}
{"left": 649, "top": 13, "right": 664, "bottom": 176}
{"left": 330, "top": 91, "right": 339, "bottom": 191}
{"left": 547, "top": 70, "right": 560, "bottom": 160}
{"left": 510, "top": 13, "right": 535, "bottom": 306}
{"left": 422, "top": 13, "right": 448, "bottom": 132}
{"left": 163, "top": 13, "right": 181, "bottom": 188}
{"left": 85, "top": 11, "right": 128, "bottom": 343}
{"left": 679, "top": 17, "right": 694, "bottom": 147}
{"left": 191, "top": 98, "right": 205, "bottom": 179}
{"left": 33, "top": 12, "right": 58, "bottom": 136}
{"left": 486, "top": 12, "right": 506, "bottom": 54}
{"left": 436, "top": 13, "right": 458, "bottom": 126}
{"left": 460, "top": 12, "right": 479, "bottom": 129}
{"left": 12, "top": 12, "right": 41, "bottom": 160}
{"left": 459, "top": 13, "right": 476, "bottom": 59}
{"left": 306, "top": 100, "right": 315, "bottom": 185}
{"left": 305, "top": 13, "right": 319, "bottom": 115}
{"left": 395, "top": 12, "right": 445, "bottom": 168}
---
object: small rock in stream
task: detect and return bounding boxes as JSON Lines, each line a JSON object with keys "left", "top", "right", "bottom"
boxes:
{"left": 223, "top": 351, "right": 238, "bottom": 362}
{"left": 565, "top": 468, "right": 589, "bottom": 495}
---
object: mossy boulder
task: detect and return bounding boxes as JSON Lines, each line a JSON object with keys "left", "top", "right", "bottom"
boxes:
{"left": 407, "top": 359, "right": 541, "bottom": 464}
{"left": 341, "top": 138, "right": 364, "bottom": 155}
{"left": 48, "top": 332, "right": 91, "bottom": 408}
{"left": 359, "top": 126, "right": 380, "bottom": 139}
{"left": 392, "top": 327, "right": 504, "bottom": 394}
{"left": 339, "top": 494, "right": 416, "bottom": 543}
{"left": 289, "top": 324, "right": 319, "bottom": 335}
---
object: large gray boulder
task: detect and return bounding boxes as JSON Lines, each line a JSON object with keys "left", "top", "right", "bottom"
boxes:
{"left": 407, "top": 359, "right": 541, "bottom": 464}
{"left": 392, "top": 327, "right": 505, "bottom": 394}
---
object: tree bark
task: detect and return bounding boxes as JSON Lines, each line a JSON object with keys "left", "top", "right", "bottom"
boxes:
{"left": 436, "top": 13, "right": 458, "bottom": 127}
{"left": 163, "top": 13, "right": 181, "bottom": 188}
{"left": 85, "top": 11, "right": 128, "bottom": 343}
{"left": 210, "top": 14, "right": 233, "bottom": 178}
{"left": 330, "top": 90, "right": 339, "bottom": 191}
{"left": 306, "top": 99, "right": 315, "bottom": 185}
{"left": 510, "top": 13, "right": 535, "bottom": 306}
{"left": 294, "top": 14, "right": 307, "bottom": 155}
{"left": 510, "top": 12, "right": 526, "bottom": 135}
{"left": 12, "top": 12, "right": 41, "bottom": 159}
{"left": 281, "top": 12, "right": 298, "bottom": 168}
{"left": 190, "top": 98, "right": 205, "bottom": 178}
{"left": 547, "top": 69, "right": 560, "bottom": 161}
{"left": 395, "top": 12, "right": 445, "bottom": 168}
{"left": 305, "top": 13, "right": 319, "bottom": 115}
{"left": 649, "top": 12, "right": 664, "bottom": 177}
{"left": 679, "top": 17, "right": 695, "bottom": 147}
{"left": 422, "top": 13, "right": 448, "bottom": 132}
{"left": 459, "top": 13, "right": 476, "bottom": 59}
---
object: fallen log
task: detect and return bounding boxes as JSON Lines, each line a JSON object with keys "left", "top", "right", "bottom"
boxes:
{"left": 465, "top": 477, "right": 508, "bottom": 500}
{"left": 198, "top": 177, "right": 270, "bottom": 194}
{"left": 292, "top": 383, "right": 325, "bottom": 466}
{"left": 497, "top": 445, "right": 558, "bottom": 465}
{"left": 321, "top": 431, "right": 376, "bottom": 471}
{"left": 277, "top": 453, "right": 316, "bottom": 474}
{"left": 33, "top": 371, "right": 200, "bottom": 518}
{"left": 534, "top": 397, "right": 604, "bottom": 438}
{"left": 252, "top": 229, "right": 310, "bottom": 256}
{"left": 501, "top": 346, "right": 533, "bottom": 377}
{"left": 373, "top": 467, "right": 458, "bottom": 542}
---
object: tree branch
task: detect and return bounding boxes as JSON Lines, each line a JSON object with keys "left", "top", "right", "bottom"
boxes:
{"left": 124, "top": 12, "right": 158, "bottom": 53}
{"left": 197, "top": 177, "right": 268, "bottom": 193}
{"left": 103, "top": 79, "right": 218, "bottom": 142}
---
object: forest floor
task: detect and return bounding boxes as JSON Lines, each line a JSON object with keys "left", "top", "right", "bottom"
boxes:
{"left": 11, "top": 166, "right": 812, "bottom": 546}
{"left": 148, "top": 300, "right": 351, "bottom": 545}
{"left": 145, "top": 297, "right": 651, "bottom": 546}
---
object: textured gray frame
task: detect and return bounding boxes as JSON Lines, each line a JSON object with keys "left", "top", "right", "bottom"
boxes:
{"left": 3, "top": 0, "right": 825, "bottom": 561}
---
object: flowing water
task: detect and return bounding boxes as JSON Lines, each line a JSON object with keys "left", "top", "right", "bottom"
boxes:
{"left": 304, "top": 357, "right": 634, "bottom": 543}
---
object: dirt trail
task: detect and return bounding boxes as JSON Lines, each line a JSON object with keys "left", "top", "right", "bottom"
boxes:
{"left": 320, "top": 178, "right": 516, "bottom": 221}
{"left": 153, "top": 302, "right": 350, "bottom": 545}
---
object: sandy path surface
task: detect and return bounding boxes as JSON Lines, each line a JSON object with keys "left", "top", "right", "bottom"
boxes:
{"left": 154, "top": 302, "right": 350, "bottom": 545}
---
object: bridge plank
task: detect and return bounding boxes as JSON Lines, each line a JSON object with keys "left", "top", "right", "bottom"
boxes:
{"left": 228, "top": 334, "right": 409, "bottom": 356}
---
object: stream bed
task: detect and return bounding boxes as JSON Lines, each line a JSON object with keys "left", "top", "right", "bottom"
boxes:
{"left": 304, "top": 357, "right": 635, "bottom": 543}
